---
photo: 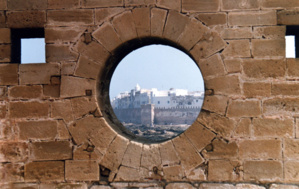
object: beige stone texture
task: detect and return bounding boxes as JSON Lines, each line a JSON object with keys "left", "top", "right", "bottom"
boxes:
{"left": 57, "top": 120, "right": 70, "bottom": 140}
{"left": 203, "top": 139, "right": 238, "bottom": 159}
{"left": 253, "top": 26, "right": 286, "bottom": 39}
{"left": 166, "top": 183, "right": 195, "bottom": 189}
{"left": 73, "top": 143, "right": 101, "bottom": 160}
{"left": 284, "top": 139, "right": 299, "bottom": 160}
{"left": 272, "top": 82, "right": 299, "bottom": 96}
{"left": 198, "top": 54, "right": 226, "bottom": 78}
{"left": 0, "top": 142, "right": 28, "bottom": 162}
{"left": 8, "top": 85, "right": 42, "bottom": 99}
{"left": 61, "top": 62, "right": 76, "bottom": 75}
{"left": 222, "top": 0, "right": 259, "bottom": 11}
{"left": 206, "top": 75, "right": 240, "bottom": 96}
{"left": 9, "top": 101, "right": 49, "bottom": 118}
{"left": 185, "top": 121, "right": 216, "bottom": 152}
{"left": 163, "top": 165, "right": 184, "bottom": 181}
{"left": 48, "top": 0, "right": 79, "bottom": 9}
{"left": 45, "top": 27, "right": 83, "bottom": 43}
{"left": 223, "top": 59, "right": 242, "bottom": 73}
{"left": 82, "top": 0, "right": 123, "bottom": 7}
{"left": 95, "top": 8, "right": 124, "bottom": 25}
{"left": 150, "top": 8, "right": 167, "bottom": 37}
{"left": 234, "top": 118, "right": 251, "bottom": 137}
{"left": 0, "top": 45, "right": 10, "bottom": 62}
{"left": 0, "top": 0, "right": 6, "bottom": 10}
{"left": 25, "top": 161, "right": 64, "bottom": 182}
{"left": 208, "top": 160, "right": 241, "bottom": 181}
{"left": 0, "top": 11, "right": 5, "bottom": 27}
{"left": 261, "top": 0, "right": 299, "bottom": 8}
{"left": 242, "top": 59, "right": 285, "bottom": 79}
{"left": 112, "top": 11, "right": 137, "bottom": 42}
{"left": 132, "top": 8, "right": 150, "bottom": 38}
{"left": 0, "top": 28, "right": 10, "bottom": 43}
{"left": 65, "top": 160, "right": 99, "bottom": 181}
{"left": 17, "top": 120, "right": 57, "bottom": 140}
{"left": 51, "top": 100, "right": 74, "bottom": 123}
{"left": 48, "top": 10, "right": 94, "bottom": 26}
{"left": 60, "top": 76, "right": 96, "bottom": 98}
{"left": 43, "top": 85, "right": 60, "bottom": 98}
{"left": 278, "top": 10, "right": 299, "bottom": 25}
{"left": 74, "top": 55, "right": 103, "bottom": 79}
{"left": 239, "top": 139, "right": 282, "bottom": 160}
{"left": 244, "top": 161, "right": 283, "bottom": 182}
{"left": 0, "top": 163, "right": 24, "bottom": 183}
{"left": 114, "top": 166, "right": 142, "bottom": 181}
{"left": 157, "top": 0, "right": 180, "bottom": 10}
{"left": 222, "top": 40, "right": 251, "bottom": 58}
{"left": 196, "top": 13, "right": 227, "bottom": 26}
{"left": 284, "top": 161, "right": 299, "bottom": 182}
{"left": 0, "top": 104, "right": 6, "bottom": 118}
{"left": 30, "top": 141, "right": 72, "bottom": 161}
{"left": 200, "top": 183, "right": 235, "bottom": 189}
{"left": 270, "top": 184, "right": 299, "bottom": 189}
{"left": 243, "top": 82, "right": 271, "bottom": 98}
{"left": 8, "top": 0, "right": 47, "bottom": 10}
{"left": 252, "top": 39, "right": 285, "bottom": 58}
{"left": 236, "top": 184, "right": 265, "bottom": 189}
{"left": 2, "top": 183, "right": 39, "bottom": 189}
{"left": 228, "top": 11, "right": 276, "bottom": 26}
{"left": 172, "top": 134, "right": 204, "bottom": 173}
{"left": 182, "top": 0, "right": 220, "bottom": 12}
{"left": 19, "top": 63, "right": 60, "bottom": 85}
{"left": 71, "top": 97, "right": 97, "bottom": 119}
{"left": 6, "top": 11, "right": 46, "bottom": 28}
{"left": 287, "top": 59, "right": 299, "bottom": 77}
{"left": 122, "top": 142, "right": 142, "bottom": 169}
{"left": 125, "top": 0, "right": 155, "bottom": 6}
{"left": 263, "top": 98, "right": 299, "bottom": 116}
{"left": 141, "top": 144, "right": 161, "bottom": 170}
{"left": 220, "top": 27, "right": 252, "bottom": 39}
{"left": 40, "top": 183, "right": 88, "bottom": 189}
{"left": 0, "top": 64, "right": 18, "bottom": 85}
{"left": 252, "top": 118, "right": 293, "bottom": 137}
{"left": 0, "top": 86, "right": 7, "bottom": 100}
{"left": 46, "top": 44, "right": 78, "bottom": 62}
{"left": 159, "top": 140, "right": 180, "bottom": 166}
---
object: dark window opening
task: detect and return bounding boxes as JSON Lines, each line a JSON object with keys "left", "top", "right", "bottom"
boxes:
{"left": 11, "top": 28, "right": 45, "bottom": 64}
{"left": 286, "top": 26, "right": 299, "bottom": 58}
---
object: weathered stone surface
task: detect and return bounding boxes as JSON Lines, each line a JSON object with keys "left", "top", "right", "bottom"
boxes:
{"left": 0, "top": 28, "right": 10, "bottom": 43}
{"left": 200, "top": 183, "right": 235, "bottom": 189}
{"left": 234, "top": 118, "right": 251, "bottom": 137}
{"left": 263, "top": 98, "right": 299, "bottom": 116}
{"left": 198, "top": 54, "right": 226, "bottom": 78}
{"left": 278, "top": 10, "right": 299, "bottom": 25}
{"left": 141, "top": 144, "right": 161, "bottom": 170}
{"left": 125, "top": 0, "right": 155, "bottom": 6}
{"left": 220, "top": 27, "right": 252, "bottom": 39}
{"left": 236, "top": 184, "right": 265, "bottom": 189}
{"left": 0, "top": 163, "right": 24, "bottom": 183}
{"left": 270, "top": 184, "right": 299, "bottom": 189}
{"left": 0, "top": 0, "right": 6, "bottom": 10}
{"left": 122, "top": 142, "right": 142, "bottom": 169}
{"left": 115, "top": 166, "right": 142, "bottom": 181}
{"left": 0, "top": 45, "right": 10, "bottom": 63}
{"left": 228, "top": 11, "right": 276, "bottom": 26}
{"left": 82, "top": 0, "right": 123, "bottom": 7}
{"left": 163, "top": 165, "right": 184, "bottom": 181}
{"left": 262, "top": 0, "right": 299, "bottom": 8}
{"left": 43, "top": 85, "right": 60, "bottom": 98}
{"left": 239, "top": 139, "right": 282, "bottom": 160}
{"left": 40, "top": 183, "right": 88, "bottom": 189}
{"left": 166, "top": 183, "right": 195, "bottom": 189}
{"left": 185, "top": 121, "right": 215, "bottom": 152}
{"left": 252, "top": 118, "right": 293, "bottom": 137}
{"left": 244, "top": 161, "right": 283, "bottom": 182}
{"left": 71, "top": 97, "right": 97, "bottom": 119}
{"left": 6, "top": 11, "right": 46, "bottom": 28}
{"left": 151, "top": 8, "right": 167, "bottom": 37}
{"left": 112, "top": 11, "right": 137, "bottom": 42}
{"left": 222, "top": 40, "right": 251, "bottom": 58}
{"left": 208, "top": 160, "right": 241, "bottom": 181}
{"left": 205, "top": 75, "right": 240, "bottom": 96}
{"left": 252, "top": 39, "right": 285, "bottom": 58}
{"left": 48, "top": 10, "right": 94, "bottom": 26}
{"left": 284, "top": 161, "right": 299, "bottom": 182}
{"left": 0, "top": 86, "right": 7, "bottom": 100}
{"left": 51, "top": 100, "right": 74, "bottom": 123}
{"left": 132, "top": 8, "right": 150, "bottom": 37}
{"left": 8, "top": 0, "right": 47, "bottom": 10}
{"left": 25, "top": 161, "right": 64, "bottom": 182}
{"left": 65, "top": 160, "right": 99, "bottom": 181}
{"left": 46, "top": 27, "right": 84, "bottom": 43}
{"left": 287, "top": 59, "right": 299, "bottom": 77}
{"left": 204, "top": 139, "right": 238, "bottom": 159}
{"left": 159, "top": 140, "right": 180, "bottom": 166}
{"left": 0, "top": 103, "right": 6, "bottom": 118}
{"left": 272, "top": 83, "right": 299, "bottom": 96}
{"left": 46, "top": 44, "right": 78, "bottom": 62}
{"left": 30, "top": 141, "right": 72, "bottom": 161}
{"left": 0, "top": 11, "right": 5, "bottom": 27}
{"left": 243, "top": 82, "right": 271, "bottom": 98}
{"left": 182, "top": 0, "right": 220, "bottom": 12}
{"left": 284, "top": 139, "right": 299, "bottom": 160}
{"left": 48, "top": 0, "right": 79, "bottom": 9}
{"left": 242, "top": 59, "right": 285, "bottom": 79}
{"left": 0, "top": 64, "right": 18, "bottom": 85}
{"left": 61, "top": 62, "right": 76, "bottom": 75}
{"left": 19, "top": 63, "right": 60, "bottom": 85}
{"left": 222, "top": 0, "right": 259, "bottom": 11}
{"left": 95, "top": 8, "right": 124, "bottom": 25}
{"left": 253, "top": 26, "right": 286, "bottom": 39}
{"left": 60, "top": 76, "right": 96, "bottom": 98}
{"left": 157, "top": 0, "right": 180, "bottom": 10}
{"left": 203, "top": 95, "right": 229, "bottom": 115}
{"left": 0, "top": 142, "right": 28, "bottom": 162}
{"left": 197, "top": 13, "right": 227, "bottom": 26}
{"left": 74, "top": 55, "right": 103, "bottom": 79}
{"left": 9, "top": 101, "right": 49, "bottom": 118}
{"left": 8, "top": 85, "right": 42, "bottom": 99}
{"left": 172, "top": 134, "right": 204, "bottom": 173}
{"left": 17, "top": 120, "right": 57, "bottom": 140}
{"left": 57, "top": 120, "right": 70, "bottom": 140}
{"left": 73, "top": 143, "right": 101, "bottom": 160}
{"left": 223, "top": 59, "right": 242, "bottom": 73}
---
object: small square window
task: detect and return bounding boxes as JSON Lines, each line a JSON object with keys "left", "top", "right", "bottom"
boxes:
{"left": 11, "top": 28, "right": 45, "bottom": 64}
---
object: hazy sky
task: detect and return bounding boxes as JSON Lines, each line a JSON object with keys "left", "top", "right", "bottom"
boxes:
{"left": 109, "top": 44, "right": 205, "bottom": 99}
{"left": 286, "top": 36, "right": 295, "bottom": 58}
{"left": 21, "top": 38, "right": 45, "bottom": 63}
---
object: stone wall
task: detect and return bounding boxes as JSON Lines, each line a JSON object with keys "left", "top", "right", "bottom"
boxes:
{"left": 1, "top": 0, "right": 299, "bottom": 188}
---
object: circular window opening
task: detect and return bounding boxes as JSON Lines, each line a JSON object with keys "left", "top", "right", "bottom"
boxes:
{"left": 103, "top": 42, "right": 205, "bottom": 143}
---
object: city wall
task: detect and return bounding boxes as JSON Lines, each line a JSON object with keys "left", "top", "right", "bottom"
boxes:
{"left": 1, "top": 0, "right": 299, "bottom": 188}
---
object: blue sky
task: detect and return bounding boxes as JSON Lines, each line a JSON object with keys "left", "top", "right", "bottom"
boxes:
{"left": 21, "top": 38, "right": 46, "bottom": 63}
{"left": 109, "top": 44, "right": 205, "bottom": 99}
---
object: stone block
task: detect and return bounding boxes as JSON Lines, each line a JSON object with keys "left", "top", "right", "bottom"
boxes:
{"left": 95, "top": 8, "right": 124, "bottom": 25}
{"left": 227, "top": 100, "right": 261, "bottom": 117}
{"left": 284, "top": 139, "right": 299, "bottom": 160}
{"left": 19, "top": 63, "right": 60, "bottom": 85}
{"left": 182, "top": 0, "right": 220, "bottom": 12}
{"left": 220, "top": 27, "right": 252, "bottom": 39}
{"left": 263, "top": 98, "right": 299, "bottom": 116}
{"left": 132, "top": 8, "right": 150, "bottom": 37}
{"left": 272, "top": 83, "right": 299, "bottom": 96}
{"left": 262, "top": 0, "right": 299, "bottom": 9}
{"left": 46, "top": 44, "right": 78, "bottom": 62}
{"left": 208, "top": 160, "right": 241, "bottom": 181}
{"left": 252, "top": 118, "right": 293, "bottom": 138}
{"left": 93, "top": 23, "right": 122, "bottom": 52}
{"left": 48, "top": 0, "right": 79, "bottom": 9}
{"left": 163, "top": 10, "right": 190, "bottom": 43}
{"left": 0, "top": 163, "right": 24, "bottom": 183}
{"left": 125, "top": 0, "right": 155, "bottom": 6}
{"left": 30, "top": 141, "right": 72, "bottom": 161}
{"left": 45, "top": 27, "right": 84, "bottom": 43}
{"left": 0, "top": 28, "right": 10, "bottom": 43}
{"left": 172, "top": 134, "right": 204, "bottom": 173}
{"left": 157, "top": 0, "right": 180, "bottom": 10}
{"left": 236, "top": 184, "right": 265, "bottom": 189}
{"left": 74, "top": 55, "right": 103, "bottom": 80}
{"left": 278, "top": 10, "right": 299, "bottom": 25}
{"left": 252, "top": 39, "right": 285, "bottom": 58}
{"left": 122, "top": 142, "right": 142, "bottom": 169}
{"left": 166, "top": 183, "right": 195, "bottom": 189}
{"left": 0, "top": 142, "right": 28, "bottom": 162}
{"left": 228, "top": 11, "right": 276, "bottom": 26}
{"left": 0, "top": 103, "right": 5, "bottom": 118}
{"left": 8, "top": 0, "right": 47, "bottom": 10}
{"left": 51, "top": 100, "right": 74, "bottom": 123}
{"left": 244, "top": 161, "right": 283, "bottom": 182}
{"left": 115, "top": 166, "right": 142, "bottom": 181}
{"left": 223, "top": 59, "right": 242, "bottom": 73}
{"left": 222, "top": 40, "right": 251, "bottom": 58}
{"left": 0, "top": 11, "right": 4, "bottom": 27}
{"left": 141, "top": 144, "right": 161, "bottom": 170}
{"left": 239, "top": 139, "right": 282, "bottom": 160}
{"left": 200, "top": 183, "right": 235, "bottom": 189}
{"left": 151, "top": 8, "right": 167, "bottom": 37}
{"left": 43, "top": 85, "right": 60, "bottom": 98}
{"left": 205, "top": 75, "right": 240, "bottom": 96}
{"left": 57, "top": 120, "right": 71, "bottom": 140}
{"left": 2, "top": 183, "right": 39, "bottom": 189}
{"left": 285, "top": 161, "right": 299, "bottom": 182}
{"left": 203, "top": 139, "right": 238, "bottom": 159}
{"left": 112, "top": 11, "right": 137, "bottom": 42}
{"left": 65, "top": 160, "right": 99, "bottom": 181}
{"left": 25, "top": 161, "right": 64, "bottom": 182}
{"left": 60, "top": 76, "right": 96, "bottom": 98}
{"left": 40, "top": 183, "right": 88, "bottom": 189}
{"left": 222, "top": 0, "right": 259, "bottom": 11}
{"left": 159, "top": 140, "right": 180, "bottom": 166}
{"left": 0, "top": 0, "right": 6, "bottom": 10}
{"left": 61, "top": 62, "right": 76, "bottom": 75}
{"left": 9, "top": 101, "right": 49, "bottom": 118}
{"left": 196, "top": 13, "right": 227, "bottom": 26}
{"left": 243, "top": 82, "right": 271, "bottom": 98}
{"left": 242, "top": 59, "right": 285, "bottom": 79}
{"left": 270, "top": 184, "right": 299, "bottom": 189}
{"left": 185, "top": 121, "right": 215, "bottom": 152}
{"left": 234, "top": 118, "right": 251, "bottom": 137}
{"left": 47, "top": 10, "right": 94, "bottom": 26}
{"left": 287, "top": 59, "right": 299, "bottom": 77}
{"left": 82, "top": 0, "right": 123, "bottom": 7}
{"left": 17, "top": 120, "right": 57, "bottom": 140}
{"left": 253, "top": 26, "right": 286, "bottom": 39}
{"left": 0, "top": 64, "right": 18, "bottom": 85}
{"left": 73, "top": 144, "right": 102, "bottom": 160}
{"left": 8, "top": 85, "right": 42, "bottom": 99}
{"left": 163, "top": 165, "right": 184, "bottom": 181}
{"left": 0, "top": 86, "right": 7, "bottom": 99}
{"left": 6, "top": 11, "right": 46, "bottom": 28}
{"left": 71, "top": 97, "right": 97, "bottom": 119}
{"left": 0, "top": 45, "right": 11, "bottom": 62}
{"left": 198, "top": 54, "right": 226, "bottom": 78}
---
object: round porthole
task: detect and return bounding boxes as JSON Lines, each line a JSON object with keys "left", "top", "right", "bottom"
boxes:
{"left": 98, "top": 38, "right": 205, "bottom": 143}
